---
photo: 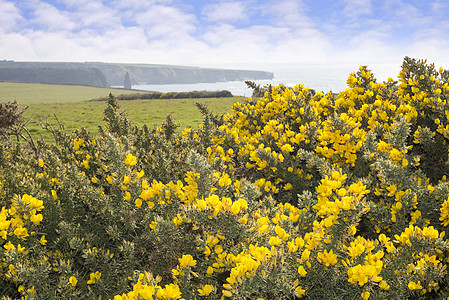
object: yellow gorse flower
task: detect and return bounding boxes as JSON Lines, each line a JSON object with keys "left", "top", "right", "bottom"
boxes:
{"left": 156, "top": 283, "right": 182, "bottom": 299}
{"left": 197, "top": 284, "right": 214, "bottom": 296}
{"left": 87, "top": 271, "right": 101, "bottom": 284}
{"left": 178, "top": 254, "right": 196, "bottom": 269}
{"left": 317, "top": 249, "right": 337, "bottom": 267}
{"left": 124, "top": 153, "right": 137, "bottom": 166}
{"left": 69, "top": 276, "right": 78, "bottom": 287}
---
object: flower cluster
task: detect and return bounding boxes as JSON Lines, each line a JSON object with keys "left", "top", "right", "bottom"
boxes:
{"left": 1, "top": 57, "right": 449, "bottom": 299}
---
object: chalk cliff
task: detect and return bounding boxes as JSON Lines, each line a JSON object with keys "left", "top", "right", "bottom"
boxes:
{"left": 0, "top": 61, "right": 274, "bottom": 87}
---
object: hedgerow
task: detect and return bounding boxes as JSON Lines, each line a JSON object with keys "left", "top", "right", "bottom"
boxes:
{"left": 1, "top": 57, "right": 449, "bottom": 299}
{"left": 90, "top": 90, "right": 234, "bottom": 102}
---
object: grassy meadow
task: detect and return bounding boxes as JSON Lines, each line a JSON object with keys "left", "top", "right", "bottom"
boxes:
{"left": 0, "top": 82, "right": 140, "bottom": 104}
{"left": 0, "top": 81, "right": 244, "bottom": 141}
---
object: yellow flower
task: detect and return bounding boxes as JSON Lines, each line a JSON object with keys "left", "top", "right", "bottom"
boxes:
{"left": 123, "top": 191, "right": 131, "bottom": 201}
{"left": 300, "top": 249, "right": 311, "bottom": 262}
{"left": 298, "top": 265, "right": 307, "bottom": 277}
{"left": 349, "top": 225, "right": 357, "bottom": 235}
{"left": 123, "top": 175, "right": 130, "bottom": 185}
{"left": 81, "top": 159, "right": 89, "bottom": 169}
{"left": 214, "top": 244, "right": 223, "bottom": 254}
{"left": 136, "top": 170, "right": 145, "bottom": 179}
{"left": 218, "top": 173, "right": 232, "bottom": 187}
{"left": 197, "top": 284, "right": 214, "bottom": 296}
{"left": 284, "top": 183, "right": 293, "bottom": 190}
{"left": 3, "top": 241, "right": 14, "bottom": 252}
{"left": 239, "top": 213, "right": 248, "bottom": 224}
{"left": 295, "top": 286, "right": 306, "bottom": 297}
{"left": 40, "top": 235, "right": 47, "bottom": 246}
{"left": 206, "top": 266, "right": 214, "bottom": 276}
{"left": 106, "top": 174, "right": 114, "bottom": 184}
{"left": 317, "top": 249, "right": 337, "bottom": 267}
{"left": 38, "top": 159, "right": 44, "bottom": 167}
{"left": 269, "top": 236, "right": 283, "bottom": 246}
{"left": 14, "top": 226, "right": 29, "bottom": 239}
{"left": 69, "top": 276, "right": 78, "bottom": 287}
{"left": 51, "top": 190, "right": 58, "bottom": 201}
{"left": 27, "top": 286, "right": 36, "bottom": 295}
{"left": 156, "top": 283, "right": 182, "bottom": 299}
{"left": 379, "top": 280, "right": 390, "bottom": 290}
{"left": 280, "top": 143, "right": 294, "bottom": 153}
{"left": 408, "top": 280, "right": 422, "bottom": 290}
{"left": 230, "top": 201, "right": 241, "bottom": 215}
{"left": 30, "top": 213, "right": 43, "bottom": 225}
{"left": 73, "top": 138, "right": 85, "bottom": 150}
{"left": 178, "top": 254, "right": 196, "bottom": 269}
{"left": 361, "top": 291, "right": 370, "bottom": 300}
{"left": 222, "top": 290, "right": 232, "bottom": 297}
{"left": 440, "top": 198, "right": 449, "bottom": 226}
{"left": 173, "top": 214, "right": 183, "bottom": 226}
{"left": 17, "top": 244, "right": 25, "bottom": 253}
{"left": 275, "top": 224, "right": 290, "bottom": 240}
{"left": 87, "top": 271, "right": 101, "bottom": 284}
{"left": 124, "top": 153, "right": 137, "bottom": 166}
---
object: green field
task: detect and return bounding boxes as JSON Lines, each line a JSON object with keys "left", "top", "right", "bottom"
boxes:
{"left": 0, "top": 81, "right": 140, "bottom": 104}
{"left": 0, "top": 82, "right": 243, "bottom": 141}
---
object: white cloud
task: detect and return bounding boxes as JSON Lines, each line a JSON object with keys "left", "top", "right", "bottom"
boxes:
{"left": 26, "top": 0, "right": 76, "bottom": 31}
{"left": 261, "top": 0, "right": 312, "bottom": 29}
{"left": 133, "top": 4, "right": 197, "bottom": 39}
{"left": 341, "top": 0, "right": 372, "bottom": 20}
{"left": 110, "top": 0, "right": 173, "bottom": 10}
{"left": 333, "top": 34, "right": 400, "bottom": 64}
{"left": 202, "top": 24, "right": 286, "bottom": 46}
{"left": 0, "top": 0, "right": 24, "bottom": 32}
{"left": 199, "top": 21, "right": 330, "bottom": 65}
{"left": 202, "top": 1, "right": 247, "bottom": 23}
{"left": 431, "top": 0, "right": 449, "bottom": 15}
{"left": 72, "top": 2, "right": 121, "bottom": 29}
{"left": 0, "top": 0, "right": 333, "bottom": 66}
{"left": 0, "top": 33, "right": 38, "bottom": 59}
{"left": 406, "top": 38, "right": 449, "bottom": 66}
{"left": 238, "top": 0, "right": 331, "bottom": 64}
{"left": 382, "top": 0, "right": 432, "bottom": 29}
{"left": 1, "top": 0, "right": 449, "bottom": 68}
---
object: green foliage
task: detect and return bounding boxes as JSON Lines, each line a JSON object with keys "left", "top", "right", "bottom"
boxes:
{"left": 91, "top": 90, "right": 234, "bottom": 102}
{"left": 1, "top": 57, "right": 449, "bottom": 300}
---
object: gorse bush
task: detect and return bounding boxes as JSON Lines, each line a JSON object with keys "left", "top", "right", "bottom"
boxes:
{"left": 1, "top": 57, "right": 449, "bottom": 299}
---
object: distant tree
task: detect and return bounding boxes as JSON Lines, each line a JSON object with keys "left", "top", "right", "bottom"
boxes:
{"left": 124, "top": 72, "right": 132, "bottom": 89}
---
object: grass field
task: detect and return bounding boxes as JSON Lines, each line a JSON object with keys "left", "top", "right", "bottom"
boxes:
{"left": 0, "top": 81, "right": 140, "bottom": 104}
{"left": 0, "top": 82, "right": 243, "bottom": 141}
{"left": 23, "top": 97, "right": 242, "bottom": 141}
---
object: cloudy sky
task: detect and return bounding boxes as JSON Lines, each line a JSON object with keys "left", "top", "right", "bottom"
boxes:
{"left": 1, "top": 0, "right": 449, "bottom": 69}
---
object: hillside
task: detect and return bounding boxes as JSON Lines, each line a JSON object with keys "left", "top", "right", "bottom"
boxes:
{"left": 0, "top": 60, "right": 274, "bottom": 87}
{"left": 0, "top": 67, "right": 108, "bottom": 87}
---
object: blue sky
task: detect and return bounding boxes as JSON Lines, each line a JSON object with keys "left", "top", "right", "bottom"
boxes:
{"left": 1, "top": 0, "right": 449, "bottom": 69}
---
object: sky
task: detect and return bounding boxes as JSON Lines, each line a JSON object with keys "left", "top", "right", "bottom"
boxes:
{"left": 1, "top": 0, "right": 449, "bottom": 70}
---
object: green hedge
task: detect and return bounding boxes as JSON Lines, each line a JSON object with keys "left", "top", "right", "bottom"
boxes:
{"left": 91, "top": 90, "right": 233, "bottom": 101}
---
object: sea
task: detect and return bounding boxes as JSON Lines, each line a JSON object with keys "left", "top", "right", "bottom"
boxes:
{"left": 130, "top": 63, "right": 402, "bottom": 97}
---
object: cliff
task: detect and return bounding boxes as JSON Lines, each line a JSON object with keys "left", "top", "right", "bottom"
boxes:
{"left": 0, "top": 67, "right": 108, "bottom": 87}
{"left": 0, "top": 61, "right": 274, "bottom": 87}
